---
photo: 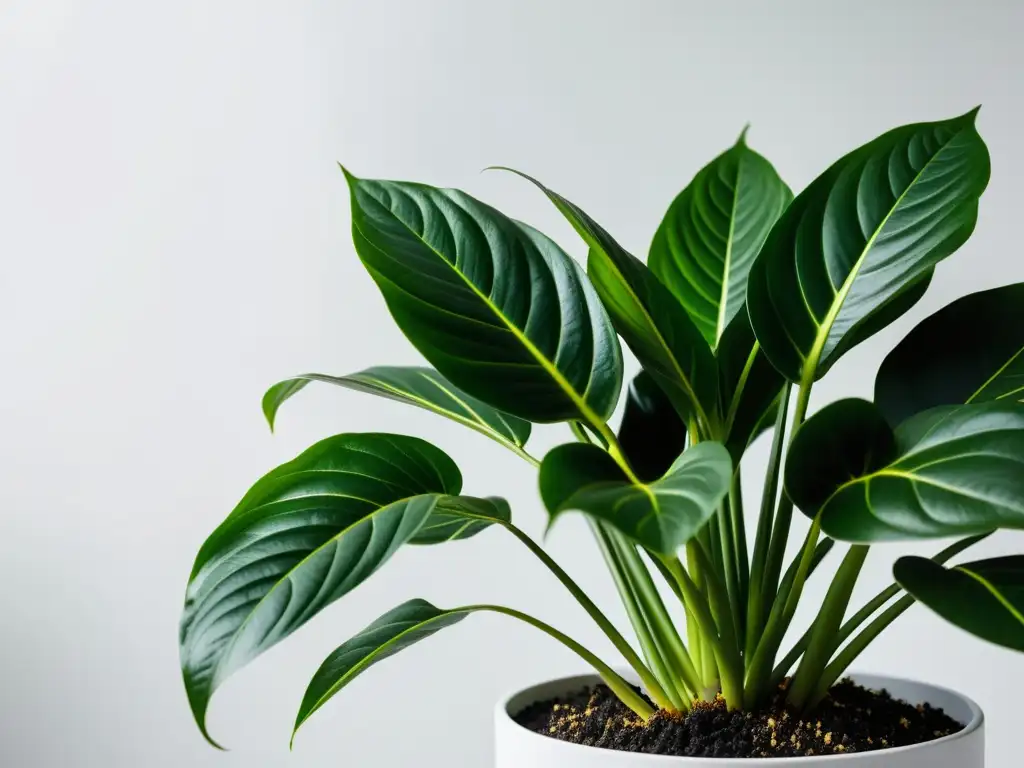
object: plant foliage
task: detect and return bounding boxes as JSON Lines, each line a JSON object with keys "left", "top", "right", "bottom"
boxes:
{"left": 180, "top": 109, "right": 1023, "bottom": 749}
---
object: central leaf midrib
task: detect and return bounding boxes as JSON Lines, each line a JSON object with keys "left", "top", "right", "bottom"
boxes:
{"left": 191, "top": 494, "right": 437, "bottom": 703}
{"left": 968, "top": 346, "right": 1024, "bottom": 403}
{"left": 716, "top": 155, "right": 743, "bottom": 345}
{"left": 377, "top": 201, "right": 606, "bottom": 427}
{"left": 956, "top": 566, "right": 1024, "bottom": 626}
{"left": 803, "top": 128, "right": 967, "bottom": 380}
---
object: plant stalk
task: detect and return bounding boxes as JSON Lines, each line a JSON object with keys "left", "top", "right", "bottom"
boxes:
{"left": 472, "top": 604, "right": 655, "bottom": 719}
{"left": 505, "top": 519, "right": 673, "bottom": 710}
{"left": 590, "top": 522, "right": 680, "bottom": 710}
{"left": 786, "top": 545, "right": 869, "bottom": 709}
{"left": 745, "top": 383, "right": 791, "bottom": 661}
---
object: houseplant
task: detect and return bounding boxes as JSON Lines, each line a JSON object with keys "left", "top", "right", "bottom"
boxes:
{"left": 179, "top": 108, "right": 1020, "bottom": 763}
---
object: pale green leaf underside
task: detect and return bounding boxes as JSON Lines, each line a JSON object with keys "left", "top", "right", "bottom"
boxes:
{"left": 541, "top": 441, "right": 732, "bottom": 554}
{"left": 262, "top": 366, "right": 531, "bottom": 449}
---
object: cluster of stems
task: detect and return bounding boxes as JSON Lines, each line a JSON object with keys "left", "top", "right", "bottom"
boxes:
{"left": 494, "top": 375, "right": 982, "bottom": 720}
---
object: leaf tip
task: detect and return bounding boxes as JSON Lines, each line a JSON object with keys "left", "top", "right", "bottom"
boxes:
{"left": 736, "top": 123, "right": 751, "bottom": 146}
{"left": 338, "top": 163, "right": 359, "bottom": 186}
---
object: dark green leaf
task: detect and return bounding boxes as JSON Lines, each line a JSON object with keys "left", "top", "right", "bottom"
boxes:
{"left": 293, "top": 600, "right": 474, "bottom": 739}
{"left": 649, "top": 130, "right": 793, "bottom": 347}
{"left": 811, "top": 402, "right": 1024, "bottom": 541}
{"left": 408, "top": 495, "right": 510, "bottom": 545}
{"left": 540, "top": 441, "right": 731, "bottom": 554}
{"left": 786, "top": 399, "right": 897, "bottom": 515}
{"left": 262, "top": 366, "right": 531, "bottom": 450}
{"left": 717, "top": 309, "right": 787, "bottom": 461}
{"left": 618, "top": 371, "right": 687, "bottom": 483}
{"left": 345, "top": 170, "right": 622, "bottom": 425}
{"left": 895, "top": 556, "right": 1024, "bottom": 651}
{"left": 179, "top": 433, "right": 485, "bottom": 745}
{"left": 876, "top": 282, "right": 1024, "bottom": 426}
{"left": 747, "top": 110, "right": 990, "bottom": 383}
{"left": 494, "top": 168, "right": 717, "bottom": 428}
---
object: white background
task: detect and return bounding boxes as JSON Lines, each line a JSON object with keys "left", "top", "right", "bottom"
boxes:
{"left": 2, "top": 1, "right": 1023, "bottom": 766}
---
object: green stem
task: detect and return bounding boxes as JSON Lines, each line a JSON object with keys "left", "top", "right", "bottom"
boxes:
{"left": 745, "top": 383, "right": 791, "bottom": 662}
{"left": 617, "top": 538, "right": 700, "bottom": 701}
{"left": 590, "top": 522, "right": 679, "bottom": 710}
{"left": 471, "top": 604, "right": 654, "bottom": 719}
{"left": 744, "top": 517, "right": 821, "bottom": 705}
{"left": 592, "top": 420, "right": 643, "bottom": 485}
{"left": 665, "top": 554, "right": 744, "bottom": 709}
{"left": 505, "top": 519, "right": 671, "bottom": 709}
{"left": 762, "top": 381, "right": 813, "bottom": 616}
{"left": 730, "top": 469, "right": 749, "bottom": 634}
{"left": 771, "top": 534, "right": 987, "bottom": 685}
{"left": 807, "top": 594, "right": 914, "bottom": 708}
{"left": 716, "top": 496, "right": 742, "bottom": 644}
{"left": 786, "top": 545, "right": 869, "bottom": 709}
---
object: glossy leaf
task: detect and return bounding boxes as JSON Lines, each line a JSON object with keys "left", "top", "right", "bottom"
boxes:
{"left": 786, "top": 399, "right": 897, "bottom": 516}
{"left": 495, "top": 168, "right": 717, "bottom": 428}
{"left": 717, "top": 309, "right": 787, "bottom": 461}
{"left": 649, "top": 130, "right": 793, "bottom": 347}
{"left": 345, "top": 170, "right": 622, "bottom": 424}
{"left": 809, "top": 402, "right": 1024, "bottom": 542}
{"left": 179, "top": 432, "right": 491, "bottom": 744}
{"left": 540, "top": 441, "right": 731, "bottom": 554}
{"left": 618, "top": 371, "right": 687, "bottom": 483}
{"left": 876, "top": 282, "right": 1024, "bottom": 426}
{"left": 895, "top": 556, "right": 1024, "bottom": 651}
{"left": 408, "top": 495, "right": 511, "bottom": 545}
{"left": 747, "top": 110, "right": 990, "bottom": 383}
{"left": 262, "top": 366, "right": 531, "bottom": 451}
{"left": 294, "top": 600, "right": 473, "bottom": 738}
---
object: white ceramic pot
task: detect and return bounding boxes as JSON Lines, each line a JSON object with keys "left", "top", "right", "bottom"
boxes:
{"left": 495, "top": 673, "right": 983, "bottom": 767}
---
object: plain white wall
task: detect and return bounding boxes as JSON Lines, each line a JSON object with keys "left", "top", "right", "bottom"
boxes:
{"left": 2, "top": 1, "right": 1022, "bottom": 766}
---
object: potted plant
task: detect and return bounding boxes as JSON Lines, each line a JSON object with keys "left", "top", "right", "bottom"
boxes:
{"left": 179, "top": 108, "right": 1019, "bottom": 765}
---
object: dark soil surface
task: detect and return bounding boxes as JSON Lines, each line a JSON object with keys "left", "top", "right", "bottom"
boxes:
{"left": 514, "top": 679, "right": 964, "bottom": 758}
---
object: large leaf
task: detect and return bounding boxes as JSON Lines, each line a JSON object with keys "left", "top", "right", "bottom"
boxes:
{"left": 747, "top": 110, "right": 990, "bottom": 383}
{"left": 716, "top": 309, "right": 786, "bottom": 461}
{"left": 649, "top": 130, "right": 793, "bottom": 347}
{"left": 540, "top": 441, "right": 731, "bottom": 554}
{"left": 293, "top": 600, "right": 475, "bottom": 739}
{"left": 895, "top": 556, "right": 1024, "bottom": 651}
{"left": 786, "top": 399, "right": 897, "bottom": 515}
{"left": 495, "top": 168, "right": 717, "bottom": 428}
{"left": 876, "top": 283, "right": 1024, "bottom": 426}
{"left": 345, "top": 170, "right": 622, "bottom": 425}
{"left": 262, "top": 366, "right": 531, "bottom": 451}
{"left": 798, "top": 401, "right": 1024, "bottom": 542}
{"left": 618, "top": 371, "right": 687, "bottom": 483}
{"left": 179, "top": 433, "right": 496, "bottom": 744}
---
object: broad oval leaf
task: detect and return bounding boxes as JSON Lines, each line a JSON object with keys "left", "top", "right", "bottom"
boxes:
{"left": 495, "top": 168, "right": 717, "bottom": 428}
{"left": 876, "top": 282, "right": 1024, "bottom": 426}
{"left": 812, "top": 402, "right": 1024, "bottom": 542}
{"left": 895, "top": 556, "right": 1024, "bottom": 651}
{"left": 539, "top": 441, "right": 732, "bottom": 554}
{"left": 786, "top": 399, "right": 897, "bottom": 516}
{"left": 747, "top": 110, "right": 991, "bottom": 383}
{"left": 717, "top": 309, "right": 786, "bottom": 462}
{"left": 262, "top": 366, "right": 531, "bottom": 451}
{"left": 293, "top": 599, "right": 475, "bottom": 739}
{"left": 179, "top": 432, "right": 492, "bottom": 744}
{"left": 618, "top": 371, "right": 687, "bottom": 483}
{"left": 649, "top": 130, "right": 793, "bottom": 347}
{"left": 345, "top": 170, "right": 622, "bottom": 424}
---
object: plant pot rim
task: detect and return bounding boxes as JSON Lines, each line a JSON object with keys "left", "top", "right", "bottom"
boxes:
{"left": 495, "top": 671, "right": 984, "bottom": 763}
